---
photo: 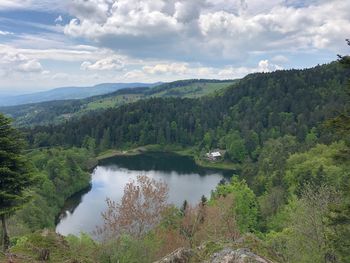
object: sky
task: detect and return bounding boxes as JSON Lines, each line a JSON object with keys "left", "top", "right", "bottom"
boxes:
{"left": 0, "top": 0, "right": 349, "bottom": 94}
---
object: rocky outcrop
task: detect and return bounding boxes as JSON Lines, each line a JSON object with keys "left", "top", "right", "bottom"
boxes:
{"left": 209, "top": 248, "right": 273, "bottom": 263}
{"left": 154, "top": 247, "right": 194, "bottom": 263}
{"left": 154, "top": 246, "right": 274, "bottom": 263}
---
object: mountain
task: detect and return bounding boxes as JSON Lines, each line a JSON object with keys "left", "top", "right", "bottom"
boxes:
{"left": 26, "top": 62, "right": 348, "bottom": 150}
{"left": 0, "top": 82, "right": 161, "bottom": 106}
{"left": 0, "top": 79, "right": 236, "bottom": 127}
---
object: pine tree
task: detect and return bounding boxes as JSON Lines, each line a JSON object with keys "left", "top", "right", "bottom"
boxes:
{"left": 0, "top": 114, "right": 36, "bottom": 251}
{"left": 325, "top": 40, "right": 350, "bottom": 262}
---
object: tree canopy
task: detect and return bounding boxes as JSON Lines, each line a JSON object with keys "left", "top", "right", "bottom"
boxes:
{"left": 0, "top": 114, "right": 36, "bottom": 250}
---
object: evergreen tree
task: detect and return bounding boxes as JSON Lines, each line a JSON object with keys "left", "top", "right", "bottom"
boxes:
{"left": 181, "top": 200, "right": 188, "bottom": 216}
{"left": 0, "top": 114, "right": 36, "bottom": 251}
{"left": 325, "top": 39, "right": 350, "bottom": 262}
{"left": 99, "top": 128, "right": 111, "bottom": 152}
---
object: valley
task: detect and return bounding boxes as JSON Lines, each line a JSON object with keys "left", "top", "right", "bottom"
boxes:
{"left": 1, "top": 61, "right": 349, "bottom": 263}
{"left": 1, "top": 2, "right": 350, "bottom": 262}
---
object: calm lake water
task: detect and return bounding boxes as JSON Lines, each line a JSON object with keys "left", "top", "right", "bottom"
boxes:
{"left": 56, "top": 152, "right": 233, "bottom": 236}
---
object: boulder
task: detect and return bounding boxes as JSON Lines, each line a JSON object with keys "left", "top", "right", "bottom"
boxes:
{"left": 209, "top": 248, "right": 273, "bottom": 263}
{"left": 154, "top": 247, "right": 194, "bottom": 263}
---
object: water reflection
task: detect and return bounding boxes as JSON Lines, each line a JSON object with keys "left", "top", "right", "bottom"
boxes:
{"left": 56, "top": 152, "right": 233, "bottom": 236}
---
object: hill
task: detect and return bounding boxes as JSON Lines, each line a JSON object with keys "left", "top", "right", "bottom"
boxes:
{"left": 27, "top": 62, "right": 348, "bottom": 152}
{"left": 0, "top": 82, "right": 159, "bottom": 106}
{"left": 0, "top": 79, "right": 236, "bottom": 127}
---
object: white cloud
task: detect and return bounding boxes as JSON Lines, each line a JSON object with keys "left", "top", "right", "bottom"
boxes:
{"left": 52, "top": 72, "right": 69, "bottom": 80}
{"left": 257, "top": 59, "right": 282, "bottom": 72}
{"left": 0, "top": 0, "right": 30, "bottom": 10}
{"left": 0, "top": 41, "right": 125, "bottom": 63}
{"left": 0, "top": 45, "right": 44, "bottom": 75}
{"left": 17, "top": 59, "right": 43, "bottom": 72}
{"left": 81, "top": 56, "right": 125, "bottom": 71}
{"left": 218, "top": 60, "right": 282, "bottom": 79}
{"left": 143, "top": 63, "right": 188, "bottom": 75}
{"left": 0, "top": 0, "right": 348, "bottom": 92}
{"left": 271, "top": 55, "right": 289, "bottom": 64}
{"left": 0, "top": 0, "right": 67, "bottom": 12}
{"left": 63, "top": 0, "right": 350, "bottom": 64}
{"left": 126, "top": 59, "right": 282, "bottom": 82}
{"left": 55, "top": 15, "right": 63, "bottom": 24}
{"left": 123, "top": 70, "right": 146, "bottom": 80}
{"left": 0, "top": 30, "right": 13, "bottom": 35}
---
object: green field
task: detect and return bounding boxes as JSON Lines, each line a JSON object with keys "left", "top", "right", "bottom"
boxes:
{"left": 152, "top": 81, "right": 236, "bottom": 98}
{"left": 84, "top": 94, "right": 143, "bottom": 111}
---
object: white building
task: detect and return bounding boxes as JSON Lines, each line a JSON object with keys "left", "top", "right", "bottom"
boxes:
{"left": 206, "top": 151, "right": 222, "bottom": 160}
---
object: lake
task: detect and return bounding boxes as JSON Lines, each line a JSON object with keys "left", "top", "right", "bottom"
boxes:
{"left": 56, "top": 152, "right": 233, "bottom": 236}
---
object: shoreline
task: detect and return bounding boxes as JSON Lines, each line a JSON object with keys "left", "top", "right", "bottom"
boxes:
{"left": 56, "top": 144, "right": 238, "bottom": 229}
{"left": 95, "top": 144, "right": 239, "bottom": 171}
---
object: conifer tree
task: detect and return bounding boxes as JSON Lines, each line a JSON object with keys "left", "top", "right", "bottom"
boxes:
{"left": 325, "top": 39, "right": 350, "bottom": 262}
{"left": 0, "top": 113, "right": 36, "bottom": 251}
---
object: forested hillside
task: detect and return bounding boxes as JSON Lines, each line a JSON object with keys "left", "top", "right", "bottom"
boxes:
{"left": 1, "top": 79, "right": 235, "bottom": 127}
{"left": 0, "top": 82, "right": 157, "bottom": 106}
{"left": 28, "top": 62, "right": 347, "bottom": 154}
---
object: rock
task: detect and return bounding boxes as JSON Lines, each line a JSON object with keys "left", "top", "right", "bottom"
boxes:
{"left": 209, "top": 248, "right": 273, "bottom": 263}
{"left": 154, "top": 247, "right": 194, "bottom": 263}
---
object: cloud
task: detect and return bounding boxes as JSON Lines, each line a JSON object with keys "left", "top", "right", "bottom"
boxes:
{"left": 143, "top": 63, "right": 188, "bottom": 75}
{"left": 0, "top": 0, "right": 347, "bottom": 92}
{"left": 55, "top": 15, "right": 63, "bottom": 24}
{"left": 0, "top": 45, "right": 44, "bottom": 75}
{"left": 0, "top": 0, "right": 29, "bottom": 10}
{"left": 63, "top": 0, "right": 350, "bottom": 65}
{"left": 0, "top": 30, "right": 13, "bottom": 35}
{"left": 218, "top": 60, "right": 282, "bottom": 79}
{"left": 52, "top": 72, "right": 69, "bottom": 80}
{"left": 0, "top": 0, "right": 67, "bottom": 12}
{"left": 257, "top": 59, "right": 282, "bottom": 72}
{"left": 81, "top": 56, "right": 125, "bottom": 71}
{"left": 0, "top": 40, "right": 121, "bottom": 63}
{"left": 271, "top": 55, "right": 289, "bottom": 64}
{"left": 17, "top": 59, "right": 43, "bottom": 72}
{"left": 127, "top": 59, "right": 282, "bottom": 81}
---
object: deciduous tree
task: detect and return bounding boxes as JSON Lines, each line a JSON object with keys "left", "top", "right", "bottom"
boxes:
{"left": 96, "top": 175, "right": 169, "bottom": 240}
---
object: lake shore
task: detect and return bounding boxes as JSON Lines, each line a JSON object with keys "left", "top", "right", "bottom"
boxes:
{"left": 96, "top": 144, "right": 239, "bottom": 171}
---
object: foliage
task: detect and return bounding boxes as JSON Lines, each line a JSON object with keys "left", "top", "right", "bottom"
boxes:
{"left": 0, "top": 114, "right": 36, "bottom": 216}
{"left": 9, "top": 230, "right": 98, "bottom": 263}
{"left": 198, "top": 195, "right": 240, "bottom": 242}
{"left": 212, "top": 177, "right": 258, "bottom": 233}
{"left": 0, "top": 114, "right": 37, "bottom": 250}
{"left": 1, "top": 80, "right": 234, "bottom": 127}
{"left": 22, "top": 62, "right": 347, "bottom": 168}
{"left": 222, "top": 130, "right": 247, "bottom": 162}
{"left": 253, "top": 135, "right": 298, "bottom": 194}
{"left": 13, "top": 147, "right": 93, "bottom": 230}
{"left": 98, "top": 234, "right": 160, "bottom": 263}
{"left": 96, "top": 175, "right": 169, "bottom": 239}
{"left": 285, "top": 142, "right": 349, "bottom": 195}
{"left": 267, "top": 185, "right": 340, "bottom": 263}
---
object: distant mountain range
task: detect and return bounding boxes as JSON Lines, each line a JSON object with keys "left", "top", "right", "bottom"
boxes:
{"left": 0, "top": 82, "right": 161, "bottom": 106}
{"left": 0, "top": 79, "right": 236, "bottom": 127}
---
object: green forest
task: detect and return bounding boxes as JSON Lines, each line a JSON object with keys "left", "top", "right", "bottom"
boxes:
{"left": 0, "top": 80, "right": 236, "bottom": 127}
{"left": 1, "top": 53, "right": 350, "bottom": 263}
